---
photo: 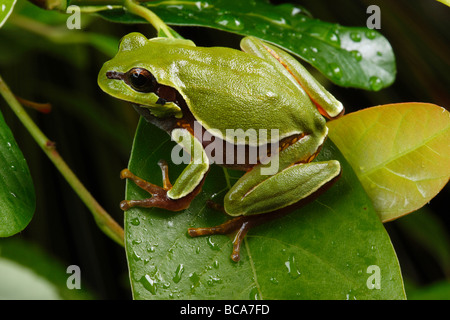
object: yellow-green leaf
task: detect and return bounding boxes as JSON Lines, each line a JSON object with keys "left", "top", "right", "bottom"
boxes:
{"left": 327, "top": 103, "right": 450, "bottom": 222}
{"left": 436, "top": 0, "right": 450, "bottom": 8}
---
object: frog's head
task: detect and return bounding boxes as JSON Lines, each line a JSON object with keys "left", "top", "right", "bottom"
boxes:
{"left": 98, "top": 33, "right": 194, "bottom": 119}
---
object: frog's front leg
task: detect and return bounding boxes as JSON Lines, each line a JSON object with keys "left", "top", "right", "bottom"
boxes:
{"left": 189, "top": 133, "right": 341, "bottom": 261}
{"left": 120, "top": 128, "right": 209, "bottom": 211}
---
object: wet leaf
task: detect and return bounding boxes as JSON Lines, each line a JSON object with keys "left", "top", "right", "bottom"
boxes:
{"left": 327, "top": 103, "right": 450, "bottom": 222}
{"left": 97, "top": 0, "right": 396, "bottom": 91}
{"left": 123, "top": 118, "right": 405, "bottom": 299}
{"left": 0, "top": 109, "right": 35, "bottom": 237}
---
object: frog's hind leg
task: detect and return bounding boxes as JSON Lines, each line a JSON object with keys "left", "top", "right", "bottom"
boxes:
{"left": 188, "top": 159, "right": 341, "bottom": 262}
{"left": 188, "top": 213, "right": 280, "bottom": 262}
{"left": 188, "top": 165, "right": 340, "bottom": 262}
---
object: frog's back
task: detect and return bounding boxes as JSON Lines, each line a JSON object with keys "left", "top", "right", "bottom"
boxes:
{"left": 141, "top": 43, "right": 325, "bottom": 145}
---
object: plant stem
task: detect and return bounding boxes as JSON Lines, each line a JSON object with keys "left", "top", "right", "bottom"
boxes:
{"left": 0, "top": 75, "right": 125, "bottom": 247}
{"left": 124, "top": 0, "right": 174, "bottom": 38}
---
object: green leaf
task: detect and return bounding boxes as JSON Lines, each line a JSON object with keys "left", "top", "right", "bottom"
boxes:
{"left": 0, "top": 238, "right": 94, "bottom": 299}
{"left": 97, "top": 0, "right": 396, "bottom": 91}
{"left": 396, "top": 208, "right": 450, "bottom": 275}
{"left": 0, "top": 109, "right": 35, "bottom": 237}
{"left": 327, "top": 103, "right": 450, "bottom": 222}
{"left": 0, "top": 0, "right": 16, "bottom": 28}
{"left": 124, "top": 118, "right": 405, "bottom": 300}
{"left": 406, "top": 280, "right": 450, "bottom": 300}
{"left": 436, "top": 0, "right": 450, "bottom": 8}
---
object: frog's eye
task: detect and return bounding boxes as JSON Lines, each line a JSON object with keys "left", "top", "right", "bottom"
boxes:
{"left": 127, "top": 68, "right": 156, "bottom": 93}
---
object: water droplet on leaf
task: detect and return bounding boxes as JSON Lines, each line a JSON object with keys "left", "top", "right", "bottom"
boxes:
{"left": 215, "top": 14, "right": 244, "bottom": 31}
{"left": 173, "top": 264, "right": 184, "bottom": 283}
{"left": 249, "top": 286, "right": 261, "bottom": 300}
{"left": 329, "top": 63, "right": 343, "bottom": 79}
{"left": 140, "top": 274, "right": 157, "bottom": 295}
{"left": 369, "top": 76, "right": 383, "bottom": 91}
{"left": 207, "top": 236, "right": 220, "bottom": 250}
{"left": 350, "top": 32, "right": 362, "bottom": 42}
{"left": 285, "top": 254, "right": 301, "bottom": 279}
{"left": 327, "top": 32, "right": 340, "bottom": 45}
{"left": 365, "top": 29, "right": 377, "bottom": 39}
{"left": 269, "top": 277, "right": 279, "bottom": 285}
{"left": 130, "top": 217, "right": 140, "bottom": 226}
{"left": 351, "top": 50, "right": 362, "bottom": 61}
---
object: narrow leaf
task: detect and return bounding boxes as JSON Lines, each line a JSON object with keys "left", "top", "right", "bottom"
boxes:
{"left": 97, "top": 0, "right": 396, "bottom": 91}
{"left": 327, "top": 103, "right": 450, "bottom": 222}
{"left": 0, "top": 109, "right": 35, "bottom": 237}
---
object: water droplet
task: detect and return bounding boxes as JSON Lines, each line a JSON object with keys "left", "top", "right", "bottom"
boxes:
{"left": 10, "top": 165, "right": 16, "bottom": 171}
{"left": 310, "top": 46, "right": 318, "bottom": 53}
{"left": 189, "top": 272, "right": 200, "bottom": 289}
{"left": 207, "top": 275, "right": 222, "bottom": 286}
{"left": 269, "top": 277, "right": 279, "bottom": 285}
{"left": 140, "top": 274, "right": 157, "bottom": 295}
{"left": 327, "top": 32, "right": 340, "bottom": 45}
{"left": 132, "top": 250, "right": 141, "bottom": 261}
{"left": 291, "top": 6, "right": 304, "bottom": 17}
{"left": 350, "top": 32, "right": 362, "bottom": 42}
{"left": 172, "top": 264, "right": 184, "bottom": 283}
{"left": 215, "top": 14, "right": 244, "bottom": 31}
{"left": 6, "top": 142, "right": 12, "bottom": 148}
{"left": 365, "top": 29, "right": 377, "bottom": 39}
{"left": 166, "top": 4, "right": 184, "bottom": 12}
{"left": 351, "top": 50, "right": 363, "bottom": 62}
{"left": 10, "top": 192, "right": 17, "bottom": 198}
{"left": 249, "top": 286, "right": 261, "bottom": 300}
{"left": 130, "top": 217, "right": 140, "bottom": 226}
{"left": 369, "top": 76, "right": 383, "bottom": 91}
{"left": 329, "top": 63, "right": 343, "bottom": 79}
{"left": 207, "top": 236, "right": 220, "bottom": 250}
{"left": 213, "top": 260, "right": 220, "bottom": 269}
{"left": 284, "top": 254, "right": 301, "bottom": 279}
{"left": 195, "top": 246, "right": 200, "bottom": 254}
{"left": 194, "top": 1, "right": 209, "bottom": 11}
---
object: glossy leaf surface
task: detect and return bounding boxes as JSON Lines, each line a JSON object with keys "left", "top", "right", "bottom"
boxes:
{"left": 328, "top": 103, "right": 450, "bottom": 222}
{"left": 0, "top": 0, "right": 16, "bottom": 28}
{"left": 97, "top": 0, "right": 396, "bottom": 91}
{"left": 0, "top": 110, "right": 35, "bottom": 237}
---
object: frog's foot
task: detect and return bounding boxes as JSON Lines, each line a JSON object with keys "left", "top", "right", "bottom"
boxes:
{"left": 188, "top": 211, "right": 280, "bottom": 262}
{"left": 119, "top": 160, "right": 199, "bottom": 212}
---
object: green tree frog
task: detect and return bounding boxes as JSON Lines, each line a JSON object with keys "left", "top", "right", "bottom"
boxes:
{"left": 98, "top": 33, "right": 344, "bottom": 261}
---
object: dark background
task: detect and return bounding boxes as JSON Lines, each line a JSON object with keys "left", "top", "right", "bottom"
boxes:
{"left": 0, "top": 0, "right": 448, "bottom": 299}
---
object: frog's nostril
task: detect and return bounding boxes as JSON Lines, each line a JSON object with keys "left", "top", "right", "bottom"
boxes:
{"left": 106, "top": 71, "right": 125, "bottom": 80}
